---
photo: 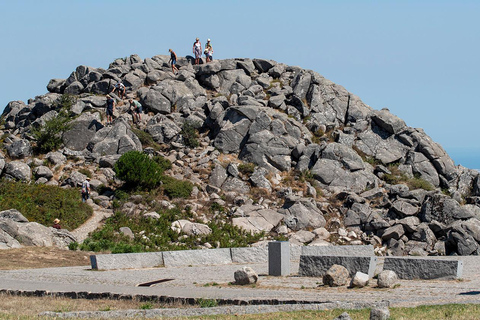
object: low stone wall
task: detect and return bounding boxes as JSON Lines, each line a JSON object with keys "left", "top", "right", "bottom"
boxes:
{"left": 301, "top": 245, "right": 374, "bottom": 257}
{"left": 298, "top": 256, "right": 378, "bottom": 278}
{"left": 383, "top": 257, "right": 463, "bottom": 280}
{"left": 90, "top": 243, "right": 306, "bottom": 270}
{"left": 90, "top": 252, "right": 163, "bottom": 270}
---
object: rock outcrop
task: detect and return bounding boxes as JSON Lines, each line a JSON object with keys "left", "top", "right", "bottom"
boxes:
{"left": 1, "top": 53, "right": 480, "bottom": 256}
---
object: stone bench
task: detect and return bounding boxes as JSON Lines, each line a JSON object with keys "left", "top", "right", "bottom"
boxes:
{"left": 383, "top": 257, "right": 463, "bottom": 280}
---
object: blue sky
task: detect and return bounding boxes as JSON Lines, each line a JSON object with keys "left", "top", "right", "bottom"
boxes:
{"left": 1, "top": 1, "right": 479, "bottom": 168}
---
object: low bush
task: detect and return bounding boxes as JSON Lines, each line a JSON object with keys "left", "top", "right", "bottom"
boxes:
{"left": 0, "top": 179, "right": 92, "bottom": 230}
{"left": 181, "top": 122, "right": 200, "bottom": 148}
{"left": 160, "top": 175, "right": 193, "bottom": 199}
{"left": 114, "top": 151, "right": 165, "bottom": 189}
{"left": 238, "top": 162, "right": 255, "bottom": 176}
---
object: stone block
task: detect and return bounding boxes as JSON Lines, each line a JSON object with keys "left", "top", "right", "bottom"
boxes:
{"left": 231, "top": 247, "right": 268, "bottom": 263}
{"left": 298, "top": 255, "right": 377, "bottom": 278}
{"left": 90, "top": 252, "right": 164, "bottom": 270}
{"left": 382, "top": 257, "right": 463, "bottom": 280}
{"left": 268, "top": 241, "right": 290, "bottom": 276}
{"left": 301, "top": 245, "right": 374, "bottom": 257}
{"left": 162, "top": 248, "right": 232, "bottom": 267}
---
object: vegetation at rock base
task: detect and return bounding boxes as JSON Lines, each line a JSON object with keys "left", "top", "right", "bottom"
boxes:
{"left": 383, "top": 164, "right": 435, "bottom": 191}
{"left": 181, "top": 121, "right": 200, "bottom": 148}
{"left": 80, "top": 206, "right": 264, "bottom": 253}
{"left": 0, "top": 179, "right": 92, "bottom": 230}
{"left": 31, "top": 94, "right": 76, "bottom": 154}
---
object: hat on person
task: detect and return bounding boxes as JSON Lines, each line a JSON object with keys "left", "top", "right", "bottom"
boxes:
{"left": 207, "top": 39, "right": 210, "bottom": 42}
{"left": 86, "top": 177, "right": 91, "bottom": 180}
{"left": 54, "top": 219, "right": 60, "bottom": 224}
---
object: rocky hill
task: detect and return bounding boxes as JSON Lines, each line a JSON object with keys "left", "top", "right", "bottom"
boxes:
{"left": 2, "top": 54, "right": 480, "bottom": 256}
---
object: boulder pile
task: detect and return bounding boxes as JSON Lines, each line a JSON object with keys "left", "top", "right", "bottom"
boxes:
{"left": 1, "top": 53, "right": 480, "bottom": 256}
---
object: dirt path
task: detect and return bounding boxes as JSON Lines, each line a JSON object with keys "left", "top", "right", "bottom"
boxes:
{"left": 70, "top": 200, "right": 114, "bottom": 243}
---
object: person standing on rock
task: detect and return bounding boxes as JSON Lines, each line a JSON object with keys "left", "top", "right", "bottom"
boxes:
{"left": 110, "top": 80, "right": 126, "bottom": 99}
{"left": 129, "top": 99, "right": 142, "bottom": 124}
{"left": 193, "top": 38, "right": 202, "bottom": 65}
{"left": 81, "top": 177, "right": 91, "bottom": 202}
{"left": 169, "top": 49, "right": 178, "bottom": 74}
{"left": 105, "top": 95, "right": 115, "bottom": 125}
{"left": 205, "top": 39, "right": 213, "bottom": 63}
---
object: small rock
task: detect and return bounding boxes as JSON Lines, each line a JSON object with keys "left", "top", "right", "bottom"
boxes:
{"left": 377, "top": 270, "right": 398, "bottom": 288}
{"left": 350, "top": 271, "right": 369, "bottom": 288}
{"left": 323, "top": 264, "right": 349, "bottom": 287}
{"left": 334, "top": 312, "right": 352, "bottom": 320}
{"left": 119, "top": 227, "right": 134, "bottom": 240}
{"left": 370, "top": 307, "right": 390, "bottom": 320}
{"left": 234, "top": 267, "right": 258, "bottom": 285}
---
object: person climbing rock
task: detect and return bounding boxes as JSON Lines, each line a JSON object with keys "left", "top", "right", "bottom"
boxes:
{"left": 129, "top": 99, "right": 143, "bottom": 124}
{"left": 169, "top": 49, "right": 179, "bottom": 74}
{"left": 105, "top": 95, "right": 115, "bottom": 125}
{"left": 110, "top": 80, "right": 126, "bottom": 99}
{"left": 205, "top": 39, "right": 213, "bottom": 63}
{"left": 193, "top": 38, "right": 202, "bottom": 65}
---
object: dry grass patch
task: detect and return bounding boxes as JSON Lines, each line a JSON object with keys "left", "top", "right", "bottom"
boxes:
{"left": 0, "top": 247, "right": 91, "bottom": 270}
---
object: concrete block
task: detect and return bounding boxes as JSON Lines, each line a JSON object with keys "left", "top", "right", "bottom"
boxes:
{"left": 90, "top": 252, "right": 164, "bottom": 270}
{"left": 383, "top": 257, "right": 463, "bottom": 280}
{"left": 231, "top": 247, "right": 268, "bottom": 263}
{"left": 298, "top": 255, "right": 377, "bottom": 278}
{"left": 163, "top": 248, "right": 232, "bottom": 267}
{"left": 301, "top": 245, "right": 374, "bottom": 257}
{"left": 268, "top": 241, "right": 290, "bottom": 276}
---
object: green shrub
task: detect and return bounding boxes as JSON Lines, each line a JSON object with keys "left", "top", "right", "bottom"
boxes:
{"left": 160, "top": 175, "right": 193, "bottom": 198}
{"left": 153, "top": 155, "right": 172, "bottom": 173}
{"left": 31, "top": 111, "right": 71, "bottom": 154}
{"left": 181, "top": 122, "right": 200, "bottom": 148}
{"left": 0, "top": 179, "right": 92, "bottom": 230}
{"left": 131, "top": 128, "right": 162, "bottom": 151}
{"left": 197, "top": 298, "right": 218, "bottom": 308}
{"left": 114, "top": 151, "right": 164, "bottom": 189}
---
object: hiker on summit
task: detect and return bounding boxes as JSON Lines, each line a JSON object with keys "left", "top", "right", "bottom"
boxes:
{"left": 129, "top": 98, "right": 142, "bottom": 124}
{"left": 205, "top": 39, "right": 213, "bottom": 63}
{"left": 169, "top": 49, "right": 178, "bottom": 74}
{"left": 110, "top": 80, "right": 126, "bottom": 99}
{"left": 105, "top": 95, "right": 115, "bottom": 125}
{"left": 193, "top": 38, "right": 202, "bottom": 65}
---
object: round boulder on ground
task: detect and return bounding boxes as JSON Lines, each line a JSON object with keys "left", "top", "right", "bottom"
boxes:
{"left": 377, "top": 270, "right": 398, "bottom": 288}
{"left": 323, "top": 264, "right": 349, "bottom": 287}
{"left": 234, "top": 266, "right": 258, "bottom": 285}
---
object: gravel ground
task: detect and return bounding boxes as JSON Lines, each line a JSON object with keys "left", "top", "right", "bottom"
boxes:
{"left": 1, "top": 256, "right": 480, "bottom": 317}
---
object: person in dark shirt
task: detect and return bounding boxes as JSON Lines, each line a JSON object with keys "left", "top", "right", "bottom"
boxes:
{"left": 105, "top": 95, "right": 115, "bottom": 125}
{"left": 169, "top": 49, "right": 178, "bottom": 74}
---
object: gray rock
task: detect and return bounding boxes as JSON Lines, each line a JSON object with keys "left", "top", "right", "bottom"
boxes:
{"left": 383, "top": 257, "right": 462, "bottom": 280}
{"left": 282, "top": 199, "right": 326, "bottom": 231}
{"left": 119, "top": 227, "right": 134, "bottom": 240}
{"left": 391, "top": 200, "right": 419, "bottom": 217}
{"left": 299, "top": 255, "right": 377, "bottom": 278}
{"left": 377, "top": 270, "right": 398, "bottom": 288}
{"left": 6, "top": 139, "right": 32, "bottom": 159}
{"left": 4, "top": 161, "right": 31, "bottom": 182}
{"left": 249, "top": 167, "right": 272, "bottom": 191}
{"left": 234, "top": 266, "right": 258, "bottom": 285}
{"left": 381, "top": 224, "right": 405, "bottom": 241}
{"left": 350, "top": 271, "right": 370, "bottom": 288}
{"left": 0, "top": 209, "right": 29, "bottom": 222}
{"left": 370, "top": 307, "right": 390, "bottom": 320}
{"left": 323, "top": 264, "right": 350, "bottom": 287}
{"left": 46, "top": 151, "right": 67, "bottom": 165}
{"left": 63, "top": 114, "right": 103, "bottom": 151}
{"left": 209, "top": 164, "right": 228, "bottom": 188}
{"left": 334, "top": 312, "right": 352, "bottom": 320}
{"left": 33, "top": 166, "right": 53, "bottom": 180}
{"left": 420, "top": 194, "right": 475, "bottom": 225}
{"left": 232, "top": 208, "right": 283, "bottom": 234}
{"left": 371, "top": 109, "right": 406, "bottom": 135}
